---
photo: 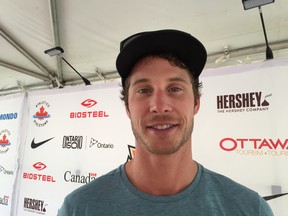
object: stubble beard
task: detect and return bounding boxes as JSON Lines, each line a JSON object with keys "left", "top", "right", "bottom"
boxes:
{"left": 131, "top": 118, "right": 194, "bottom": 156}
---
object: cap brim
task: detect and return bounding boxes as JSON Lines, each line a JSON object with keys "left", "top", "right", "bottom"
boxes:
{"left": 116, "top": 29, "right": 207, "bottom": 83}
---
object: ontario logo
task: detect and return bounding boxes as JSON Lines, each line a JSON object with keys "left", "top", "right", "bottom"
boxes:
{"left": 0, "top": 165, "right": 14, "bottom": 175}
{"left": 70, "top": 99, "right": 109, "bottom": 119}
{"left": 127, "top": 145, "right": 136, "bottom": 162}
{"left": 217, "top": 91, "right": 271, "bottom": 113}
{"left": 220, "top": 137, "right": 288, "bottom": 157}
{"left": 0, "top": 129, "right": 11, "bottom": 154}
{"left": 24, "top": 197, "right": 47, "bottom": 214}
{"left": 89, "top": 137, "right": 114, "bottom": 149}
{"left": 33, "top": 101, "right": 51, "bottom": 127}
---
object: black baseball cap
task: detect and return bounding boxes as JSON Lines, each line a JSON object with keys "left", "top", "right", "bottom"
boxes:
{"left": 116, "top": 29, "right": 207, "bottom": 86}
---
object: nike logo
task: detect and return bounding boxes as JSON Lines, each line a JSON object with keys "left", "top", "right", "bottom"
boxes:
{"left": 31, "top": 137, "right": 54, "bottom": 149}
{"left": 263, "top": 193, "right": 288, "bottom": 201}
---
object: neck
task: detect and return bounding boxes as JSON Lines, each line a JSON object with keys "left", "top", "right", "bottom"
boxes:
{"left": 125, "top": 143, "right": 198, "bottom": 196}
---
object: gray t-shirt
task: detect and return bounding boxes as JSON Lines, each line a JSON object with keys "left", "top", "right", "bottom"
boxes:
{"left": 57, "top": 163, "right": 273, "bottom": 215}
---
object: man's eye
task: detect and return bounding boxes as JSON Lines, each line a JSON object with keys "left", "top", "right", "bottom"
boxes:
{"left": 168, "top": 87, "right": 182, "bottom": 92}
{"left": 138, "top": 88, "right": 151, "bottom": 94}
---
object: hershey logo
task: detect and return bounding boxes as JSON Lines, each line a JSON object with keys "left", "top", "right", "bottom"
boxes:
{"left": 24, "top": 197, "right": 46, "bottom": 212}
{"left": 217, "top": 92, "right": 269, "bottom": 109}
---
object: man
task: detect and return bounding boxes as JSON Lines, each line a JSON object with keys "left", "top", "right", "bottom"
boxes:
{"left": 58, "top": 29, "right": 273, "bottom": 215}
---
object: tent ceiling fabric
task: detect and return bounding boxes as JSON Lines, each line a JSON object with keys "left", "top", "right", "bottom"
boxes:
{"left": 0, "top": 0, "right": 288, "bottom": 95}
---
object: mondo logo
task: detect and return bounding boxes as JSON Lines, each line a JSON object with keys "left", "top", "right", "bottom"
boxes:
{"left": 33, "top": 101, "right": 51, "bottom": 127}
{"left": 0, "top": 129, "right": 11, "bottom": 154}
{"left": 0, "top": 112, "right": 18, "bottom": 121}
{"left": 70, "top": 99, "right": 109, "bottom": 119}
{"left": 217, "top": 92, "right": 271, "bottom": 113}
{"left": 23, "top": 162, "right": 56, "bottom": 182}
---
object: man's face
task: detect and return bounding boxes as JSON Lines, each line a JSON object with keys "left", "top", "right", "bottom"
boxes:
{"left": 126, "top": 57, "right": 200, "bottom": 156}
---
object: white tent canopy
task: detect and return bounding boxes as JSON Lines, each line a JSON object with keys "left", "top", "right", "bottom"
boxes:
{"left": 1, "top": 0, "right": 288, "bottom": 95}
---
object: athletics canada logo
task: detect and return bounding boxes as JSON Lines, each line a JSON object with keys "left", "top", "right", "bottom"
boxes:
{"left": 24, "top": 197, "right": 47, "bottom": 214}
{"left": 127, "top": 145, "right": 136, "bottom": 162}
{"left": 0, "top": 195, "right": 9, "bottom": 206}
{"left": 22, "top": 162, "right": 56, "bottom": 182}
{"left": 0, "top": 129, "right": 11, "bottom": 154}
{"left": 33, "top": 101, "right": 51, "bottom": 127}
{"left": 0, "top": 112, "right": 18, "bottom": 121}
{"left": 219, "top": 137, "right": 288, "bottom": 157}
{"left": 0, "top": 165, "right": 14, "bottom": 175}
{"left": 70, "top": 99, "right": 109, "bottom": 119}
{"left": 217, "top": 91, "right": 271, "bottom": 113}
{"left": 64, "top": 170, "right": 97, "bottom": 184}
{"left": 63, "top": 136, "right": 83, "bottom": 149}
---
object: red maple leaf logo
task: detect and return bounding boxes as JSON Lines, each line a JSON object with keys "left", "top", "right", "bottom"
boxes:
{"left": 36, "top": 106, "right": 48, "bottom": 116}
{"left": 0, "top": 134, "right": 9, "bottom": 145}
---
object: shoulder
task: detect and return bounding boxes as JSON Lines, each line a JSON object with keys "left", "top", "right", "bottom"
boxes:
{"left": 201, "top": 165, "right": 258, "bottom": 196}
{"left": 198, "top": 165, "right": 273, "bottom": 215}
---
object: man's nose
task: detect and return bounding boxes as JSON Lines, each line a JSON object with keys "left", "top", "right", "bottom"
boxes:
{"left": 149, "top": 91, "right": 172, "bottom": 114}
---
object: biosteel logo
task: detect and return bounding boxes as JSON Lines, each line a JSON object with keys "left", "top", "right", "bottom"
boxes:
{"left": 33, "top": 101, "right": 51, "bottom": 127}
{"left": 70, "top": 99, "right": 109, "bottom": 119}
{"left": 22, "top": 162, "right": 56, "bottom": 182}
{"left": 81, "top": 99, "right": 97, "bottom": 108}
{"left": 33, "top": 162, "right": 47, "bottom": 171}
{"left": 219, "top": 137, "right": 288, "bottom": 157}
{"left": 217, "top": 92, "right": 271, "bottom": 113}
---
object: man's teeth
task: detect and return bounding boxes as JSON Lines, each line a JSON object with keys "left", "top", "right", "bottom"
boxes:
{"left": 152, "top": 125, "right": 172, "bottom": 130}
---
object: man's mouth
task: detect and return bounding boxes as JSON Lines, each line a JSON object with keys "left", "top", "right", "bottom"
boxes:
{"left": 151, "top": 124, "right": 174, "bottom": 130}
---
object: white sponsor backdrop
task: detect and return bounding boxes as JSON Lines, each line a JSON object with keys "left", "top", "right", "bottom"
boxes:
{"left": 0, "top": 93, "right": 26, "bottom": 215}
{"left": 15, "top": 83, "right": 134, "bottom": 215}
{"left": 193, "top": 59, "right": 288, "bottom": 216}
{"left": 0, "top": 59, "right": 287, "bottom": 215}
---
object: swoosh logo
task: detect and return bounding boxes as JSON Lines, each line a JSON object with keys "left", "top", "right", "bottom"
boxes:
{"left": 31, "top": 137, "right": 54, "bottom": 149}
{"left": 263, "top": 193, "right": 288, "bottom": 201}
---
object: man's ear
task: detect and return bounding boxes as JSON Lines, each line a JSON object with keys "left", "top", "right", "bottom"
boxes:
{"left": 194, "top": 98, "right": 200, "bottom": 115}
{"left": 125, "top": 105, "right": 131, "bottom": 119}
